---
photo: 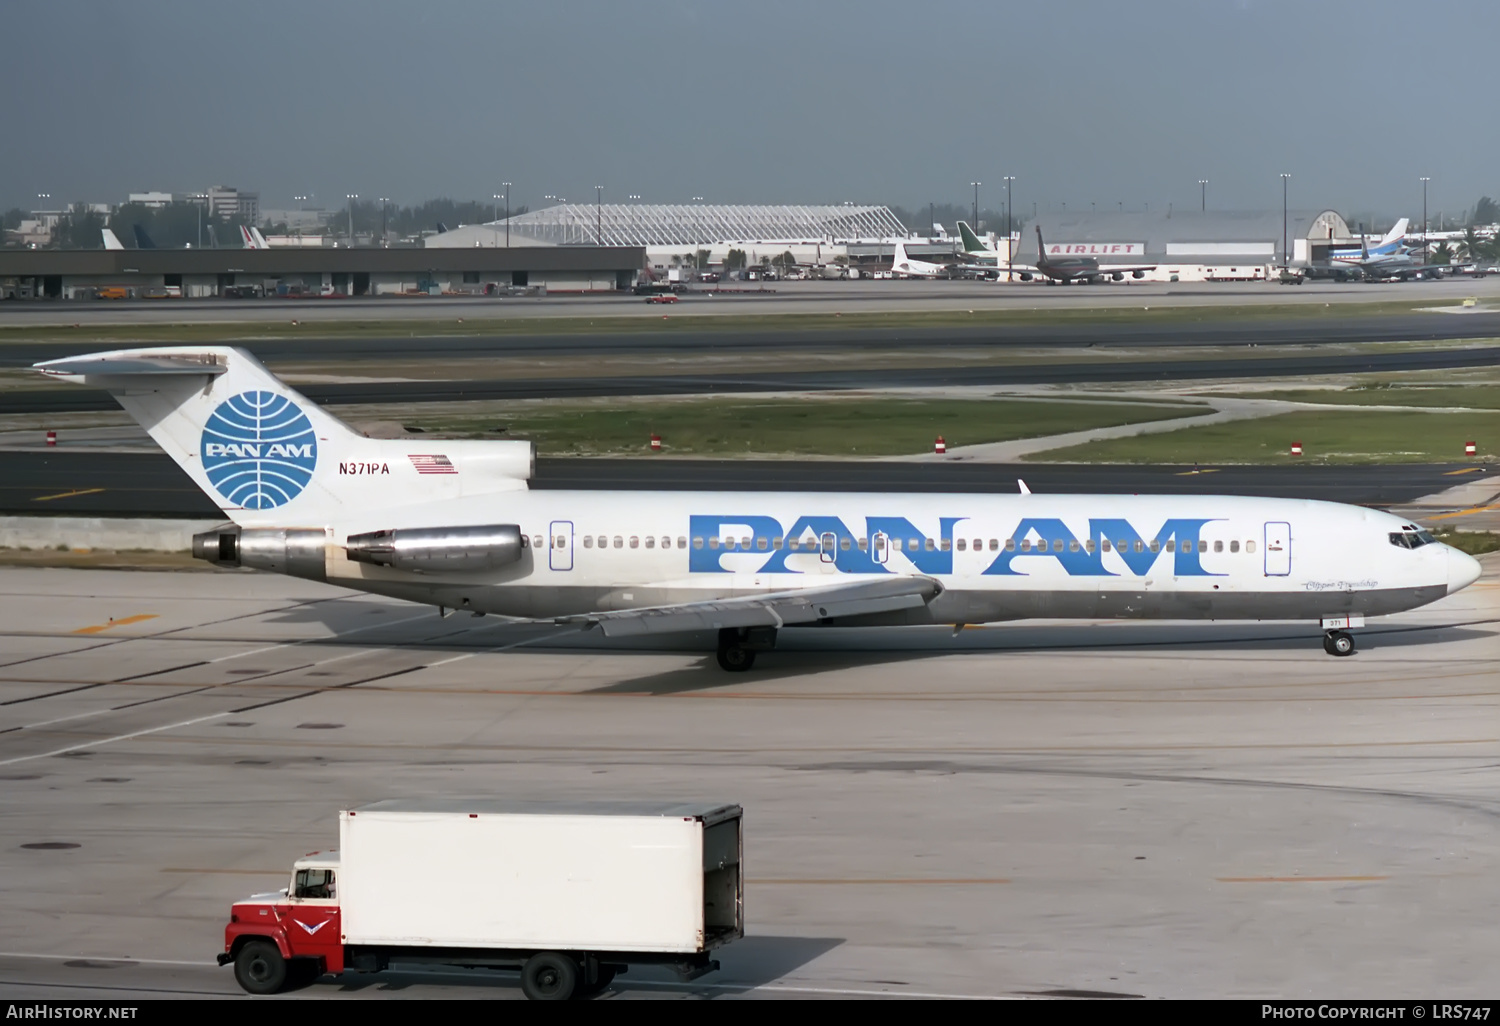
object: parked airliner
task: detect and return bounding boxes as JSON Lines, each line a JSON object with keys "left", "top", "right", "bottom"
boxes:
{"left": 959, "top": 223, "right": 1156, "bottom": 283}
{"left": 35, "top": 348, "right": 1481, "bottom": 669}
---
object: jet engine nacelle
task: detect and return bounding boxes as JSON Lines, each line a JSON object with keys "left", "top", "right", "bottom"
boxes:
{"left": 1132, "top": 270, "right": 1145, "bottom": 279}
{"left": 1111, "top": 271, "right": 1124, "bottom": 281}
{"left": 1018, "top": 272, "right": 1033, "bottom": 281}
{"left": 345, "top": 524, "right": 525, "bottom": 573}
{"left": 192, "top": 525, "right": 328, "bottom": 582}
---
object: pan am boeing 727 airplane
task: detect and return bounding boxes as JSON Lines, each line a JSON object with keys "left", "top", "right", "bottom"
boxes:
{"left": 35, "top": 347, "right": 1481, "bottom": 669}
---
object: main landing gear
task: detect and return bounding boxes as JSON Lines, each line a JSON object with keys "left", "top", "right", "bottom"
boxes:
{"left": 716, "top": 626, "right": 777, "bottom": 672}
{"left": 1323, "top": 630, "right": 1355, "bottom": 657}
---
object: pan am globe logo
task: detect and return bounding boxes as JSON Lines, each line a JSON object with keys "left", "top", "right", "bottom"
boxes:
{"left": 200, "top": 391, "right": 318, "bottom": 509}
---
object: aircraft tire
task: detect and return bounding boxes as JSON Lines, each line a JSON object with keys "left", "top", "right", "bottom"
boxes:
{"left": 1323, "top": 631, "right": 1355, "bottom": 657}
{"left": 716, "top": 645, "right": 756, "bottom": 672}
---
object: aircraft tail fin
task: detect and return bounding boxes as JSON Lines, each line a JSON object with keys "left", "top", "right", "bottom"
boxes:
{"left": 131, "top": 224, "right": 156, "bottom": 249}
{"left": 957, "top": 221, "right": 988, "bottom": 253}
{"left": 250, "top": 226, "right": 270, "bottom": 248}
{"left": 101, "top": 228, "right": 124, "bottom": 251}
{"left": 239, "top": 225, "right": 258, "bottom": 249}
{"left": 436, "top": 221, "right": 448, "bottom": 234}
{"left": 32, "top": 347, "right": 534, "bottom": 528}
{"left": 1034, "top": 225, "right": 1049, "bottom": 265}
{"left": 1380, "top": 217, "right": 1410, "bottom": 249}
{"left": 1361, "top": 224, "right": 1370, "bottom": 261}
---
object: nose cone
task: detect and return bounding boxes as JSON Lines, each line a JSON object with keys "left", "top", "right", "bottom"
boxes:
{"left": 1447, "top": 546, "right": 1483, "bottom": 594}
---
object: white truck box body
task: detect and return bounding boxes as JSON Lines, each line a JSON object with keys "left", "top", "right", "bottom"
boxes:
{"left": 339, "top": 799, "right": 742, "bottom": 954}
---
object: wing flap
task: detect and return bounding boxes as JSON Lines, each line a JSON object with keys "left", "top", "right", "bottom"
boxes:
{"left": 560, "top": 576, "right": 942, "bottom": 638}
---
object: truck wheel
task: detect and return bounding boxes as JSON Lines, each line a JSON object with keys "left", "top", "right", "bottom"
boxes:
{"left": 521, "top": 952, "right": 578, "bottom": 1001}
{"left": 234, "top": 940, "right": 288, "bottom": 995}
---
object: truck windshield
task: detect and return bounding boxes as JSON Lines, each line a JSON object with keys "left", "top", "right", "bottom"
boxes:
{"left": 294, "top": 868, "right": 336, "bottom": 899}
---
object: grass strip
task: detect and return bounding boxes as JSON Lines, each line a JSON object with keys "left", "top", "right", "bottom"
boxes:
{"left": 398, "top": 397, "right": 1203, "bottom": 457}
{"left": 1026, "top": 409, "right": 1500, "bottom": 464}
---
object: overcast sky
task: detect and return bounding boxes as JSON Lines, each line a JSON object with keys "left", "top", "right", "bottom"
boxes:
{"left": 5, "top": 1, "right": 1496, "bottom": 222}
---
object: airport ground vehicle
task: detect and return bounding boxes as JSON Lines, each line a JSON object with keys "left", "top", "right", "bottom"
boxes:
{"left": 219, "top": 800, "right": 743, "bottom": 1000}
{"left": 646, "top": 293, "right": 680, "bottom": 304}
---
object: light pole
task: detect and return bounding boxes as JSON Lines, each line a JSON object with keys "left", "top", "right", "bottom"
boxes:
{"left": 346, "top": 194, "right": 358, "bottom": 246}
{"left": 1279, "top": 173, "right": 1291, "bottom": 267}
{"left": 595, "top": 185, "right": 603, "bottom": 246}
{"left": 502, "top": 183, "right": 510, "bottom": 247}
{"left": 971, "top": 181, "right": 981, "bottom": 231}
{"left": 1198, "top": 179, "right": 1208, "bottom": 213}
{"left": 1002, "top": 176, "right": 1016, "bottom": 281}
{"left": 1419, "top": 176, "right": 1431, "bottom": 264}
{"left": 378, "top": 197, "right": 390, "bottom": 246}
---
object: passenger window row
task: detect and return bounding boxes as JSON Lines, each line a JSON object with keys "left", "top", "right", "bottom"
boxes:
{"left": 531, "top": 533, "right": 1261, "bottom": 555}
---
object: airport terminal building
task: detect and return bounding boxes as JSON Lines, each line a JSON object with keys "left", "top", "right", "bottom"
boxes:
{"left": 0, "top": 246, "right": 646, "bottom": 300}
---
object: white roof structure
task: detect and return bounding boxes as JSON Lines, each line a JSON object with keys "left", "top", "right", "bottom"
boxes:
{"left": 483, "top": 203, "right": 909, "bottom": 247}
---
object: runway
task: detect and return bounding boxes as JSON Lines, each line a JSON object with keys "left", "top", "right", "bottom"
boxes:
{"left": 8, "top": 345, "right": 1500, "bottom": 415}
{"left": 0, "top": 451, "right": 1476, "bottom": 517}
{"left": 0, "top": 559, "right": 1495, "bottom": 998}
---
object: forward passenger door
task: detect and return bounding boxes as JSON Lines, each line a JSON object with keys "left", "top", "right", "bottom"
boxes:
{"left": 1264, "top": 522, "right": 1290, "bottom": 576}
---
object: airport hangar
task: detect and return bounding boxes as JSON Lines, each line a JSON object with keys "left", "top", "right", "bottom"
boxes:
{"left": 0, "top": 245, "right": 646, "bottom": 300}
{"left": 423, "top": 203, "right": 951, "bottom": 271}
{"left": 1011, "top": 208, "right": 1354, "bottom": 282}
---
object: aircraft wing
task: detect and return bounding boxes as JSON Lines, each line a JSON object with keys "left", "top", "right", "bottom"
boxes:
{"left": 555, "top": 575, "right": 943, "bottom": 637}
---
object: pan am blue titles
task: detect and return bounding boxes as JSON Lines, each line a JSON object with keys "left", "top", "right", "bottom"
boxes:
{"left": 36, "top": 348, "right": 1482, "bottom": 670}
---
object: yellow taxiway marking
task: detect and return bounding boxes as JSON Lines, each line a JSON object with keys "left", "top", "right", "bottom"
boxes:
{"left": 33, "top": 488, "right": 106, "bottom": 502}
{"left": 1175, "top": 468, "right": 1220, "bottom": 476}
{"left": 1217, "top": 875, "right": 1387, "bottom": 883}
{"left": 72, "top": 614, "right": 158, "bottom": 635}
{"left": 1443, "top": 467, "right": 1484, "bottom": 476}
{"left": 1428, "top": 504, "right": 1500, "bottom": 521}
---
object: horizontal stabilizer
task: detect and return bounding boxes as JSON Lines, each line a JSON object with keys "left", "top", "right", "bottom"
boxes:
{"left": 559, "top": 576, "right": 942, "bottom": 637}
{"left": 34, "top": 355, "right": 227, "bottom": 379}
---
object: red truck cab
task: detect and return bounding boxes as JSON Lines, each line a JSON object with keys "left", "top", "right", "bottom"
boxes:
{"left": 219, "top": 851, "right": 344, "bottom": 993}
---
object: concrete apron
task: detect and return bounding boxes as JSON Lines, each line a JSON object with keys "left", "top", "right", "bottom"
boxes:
{"left": 0, "top": 517, "right": 224, "bottom": 552}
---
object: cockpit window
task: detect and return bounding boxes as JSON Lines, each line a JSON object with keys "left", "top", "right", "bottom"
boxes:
{"left": 1389, "top": 530, "right": 1436, "bottom": 550}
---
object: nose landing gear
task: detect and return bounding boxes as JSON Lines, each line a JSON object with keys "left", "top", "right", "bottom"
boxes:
{"left": 1323, "top": 630, "right": 1355, "bottom": 657}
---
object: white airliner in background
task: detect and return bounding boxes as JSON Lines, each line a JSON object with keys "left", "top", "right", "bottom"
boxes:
{"left": 890, "top": 240, "right": 957, "bottom": 279}
{"left": 35, "top": 347, "right": 1481, "bottom": 669}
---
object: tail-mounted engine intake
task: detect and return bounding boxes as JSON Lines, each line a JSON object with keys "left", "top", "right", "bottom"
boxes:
{"left": 191, "top": 526, "right": 328, "bottom": 582}
{"left": 344, "top": 524, "right": 524, "bottom": 573}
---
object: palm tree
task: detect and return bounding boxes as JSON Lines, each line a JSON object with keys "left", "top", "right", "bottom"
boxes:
{"left": 1457, "top": 226, "right": 1482, "bottom": 263}
{"left": 1431, "top": 241, "right": 1454, "bottom": 265}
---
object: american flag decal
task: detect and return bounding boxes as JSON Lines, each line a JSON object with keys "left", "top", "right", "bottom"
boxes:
{"left": 408, "top": 454, "right": 457, "bottom": 474}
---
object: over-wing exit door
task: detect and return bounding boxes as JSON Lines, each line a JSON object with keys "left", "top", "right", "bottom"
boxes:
{"left": 549, "top": 520, "right": 573, "bottom": 571}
